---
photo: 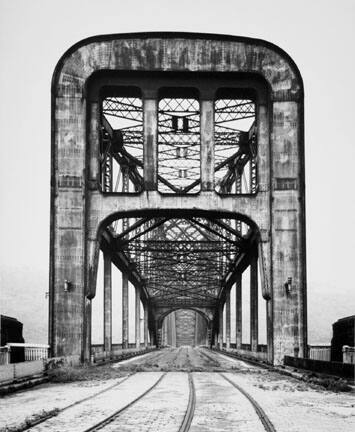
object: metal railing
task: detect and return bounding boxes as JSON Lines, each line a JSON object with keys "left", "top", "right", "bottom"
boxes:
{"left": 308, "top": 345, "right": 331, "bottom": 361}
{"left": 0, "top": 344, "right": 49, "bottom": 363}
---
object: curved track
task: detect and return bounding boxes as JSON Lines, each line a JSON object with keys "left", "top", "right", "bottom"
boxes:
{"left": 84, "top": 373, "right": 167, "bottom": 432}
{"left": 83, "top": 370, "right": 197, "bottom": 432}
{"left": 220, "top": 373, "right": 276, "bottom": 432}
{"left": 178, "top": 373, "right": 196, "bottom": 432}
{"left": 23, "top": 373, "right": 135, "bottom": 431}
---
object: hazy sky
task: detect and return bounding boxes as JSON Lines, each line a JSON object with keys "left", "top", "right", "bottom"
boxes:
{"left": 0, "top": 0, "right": 354, "bottom": 344}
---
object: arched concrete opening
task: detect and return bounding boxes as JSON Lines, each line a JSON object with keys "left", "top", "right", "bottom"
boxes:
{"left": 88, "top": 208, "right": 271, "bottom": 359}
{"left": 49, "top": 32, "right": 307, "bottom": 366}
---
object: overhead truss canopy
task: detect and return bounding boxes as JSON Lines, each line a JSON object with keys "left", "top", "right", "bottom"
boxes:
{"left": 104, "top": 215, "right": 255, "bottom": 309}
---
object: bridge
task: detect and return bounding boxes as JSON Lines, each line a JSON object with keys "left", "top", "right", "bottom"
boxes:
{"left": 49, "top": 32, "right": 307, "bottom": 366}
{"left": 2, "top": 31, "right": 355, "bottom": 432}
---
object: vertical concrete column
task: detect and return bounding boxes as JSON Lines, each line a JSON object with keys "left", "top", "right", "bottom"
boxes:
{"left": 144, "top": 303, "right": 149, "bottom": 347}
{"left": 256, "top": 101, "right": 273, "bottom": 363}
{"left": 156, "top": 325, "right": 162, "bottom": 348}
{"left": 207, "top": 327, "right": 212, "bottom": 348}
{"left": 266, "top": 300, "right": 273, "bottom": 363}
{"left": 149, "top": 329, "right": 156, "bottom": 347}
{"left": 218, "top": 304, "right": 224, "bottom": 349}
{"left": 143, "top": 96, "right": 158, "bottom": 190}
{"left": 200, "top": 99, "right": 214, "bottom": 191}
{"left": 122, "top": 275, "right": 129, "bottom": 349}
{"left": 271, "top": 101, "right": 307, "bottom": 364}
{"left": 135, "top": 286, "right": 141, "bottom": 349}
{"left": 121, "top": 165, "right": 129, "bottom": 350}
{"left": 225, "top": 289, "right": 231, "bottom": 349}
{"left": 88, "top": 101, "right": 100, "bottom": 189}
{"left": 51, "top": 94, "right": 89, "bottom": 361}
{"left": 161, "top": 320, "right": 166, "bottom": 346}
{"left": 235, "top": 274, "right": 242, "bottom": 349}
{"left": 250, "top": 252, "right": 259, "bottom": 352}
{"left": 103, "top": 253, "right": 112, "bottom": 353}
{"left": 194, "top": 313, "right": 199, "bottom": 347}
{"left": 84, "top": 299, "right": 92, "bottom": 364}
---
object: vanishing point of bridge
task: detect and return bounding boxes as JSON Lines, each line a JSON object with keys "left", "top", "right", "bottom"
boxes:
{"left": 49, "top": 32, "right": 307, "bottom": 365}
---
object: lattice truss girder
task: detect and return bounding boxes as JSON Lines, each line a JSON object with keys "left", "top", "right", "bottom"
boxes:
{"left": 101, "top": 97, "right": 144, "bottom": 193}
{"left": 100, "top": 96, "right": 258, "bottom": 194}
{"left": 214, "top": 99, "right": 257, "bottom": 194}
{"left": 110, "top": 216, "right": 251, "bottom": 306}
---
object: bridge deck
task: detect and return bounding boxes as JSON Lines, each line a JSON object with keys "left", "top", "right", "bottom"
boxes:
{"left": 1, "top": 348, "right": 354, "bottom": 432}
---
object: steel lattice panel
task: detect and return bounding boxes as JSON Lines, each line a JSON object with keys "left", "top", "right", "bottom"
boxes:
{"left": 158, "top": 98, "right": 201, "bottom": 193}
{"left": 101, "top": 97, "right": 144, "bottom": 193}
{"left": 214, "top": 98, "right": 257, "bottom": 194}
{"left": 111, "top": 216, "right": 250, "bottom": 307}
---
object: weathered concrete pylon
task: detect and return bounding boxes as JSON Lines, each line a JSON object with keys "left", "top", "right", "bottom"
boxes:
{"left": 49, "top": 32, "right": 307, "bottom": 364}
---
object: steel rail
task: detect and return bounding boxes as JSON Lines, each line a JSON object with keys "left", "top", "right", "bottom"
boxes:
{"left": 23, "top": 373, "right": 136, "bottom": 431}
{"left": 84, "top": 373, "right": 167, "bottom": 432}
{"left": 196, "top": 347, "right": 222, "bottom": 368}
{"left": 220, "top": 373, "right": 276, "bottom": 432}
{"left": 178, "top": 372, "right": 196, "bottom": 432}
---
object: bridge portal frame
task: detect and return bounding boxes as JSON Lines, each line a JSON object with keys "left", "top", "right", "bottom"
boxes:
{"left": 49, "top": 32, "right": 307, "bottom": 365}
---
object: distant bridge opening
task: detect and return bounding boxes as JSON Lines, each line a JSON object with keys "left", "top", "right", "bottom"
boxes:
{"left": 161, "top": 309, "right": 208, "bottom": 347}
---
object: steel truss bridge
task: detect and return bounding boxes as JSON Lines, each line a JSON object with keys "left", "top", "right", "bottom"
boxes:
{"left": 49, "top": 32, "right": 307, "bottom": 365}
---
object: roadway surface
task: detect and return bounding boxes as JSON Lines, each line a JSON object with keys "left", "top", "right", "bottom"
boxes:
{"left": 0, "top": 347, "right": 354, "bottom": 432}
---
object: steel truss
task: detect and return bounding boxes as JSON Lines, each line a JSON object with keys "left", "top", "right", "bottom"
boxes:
{"left": 99, "top": 94, "right": 258, "bottom": 311}
{"left": 103, "top": 214, "right": 256, "bottom": 309}
{"left": 100, "top": 96, "right": 258, "bottom": 195}
{"left": 215, "top": 99, "right": 257, "bottom": 194}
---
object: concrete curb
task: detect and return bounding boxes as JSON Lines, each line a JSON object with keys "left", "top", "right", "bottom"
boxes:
{"left": 0, "top": 375, "right": 49, "bottom": 397}
{"left": 211, "top": 348, "right": 355, "bottom": 392}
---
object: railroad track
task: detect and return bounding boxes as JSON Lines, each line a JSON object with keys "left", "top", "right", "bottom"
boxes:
{"left": 83, "top": 371, "right": 196, "bottom": 432}
{"left": 24, "top": 373, "right": 136, "bottom": 431}
{"left": 84, "top": 373, "right": 167, "bottom": 431}
{"left": 179, "top": 373, "right": 196, "bottom": 432}
{"left": 196, "top": 346, "right": 222, "bottom": 367}
{"left": 197, "top": 348, "right": 276, "bottom": 432}
{"left": 22, "top": 348, "right": 275, "bottom": 432}
{"left": 113, "top": 346, "right": 176, "bottom": 368}
{"left": 219, "top": 373, "right": 276, "bottom": 432}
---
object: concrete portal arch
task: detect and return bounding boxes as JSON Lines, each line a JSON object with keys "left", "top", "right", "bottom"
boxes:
{"left": 158, "top": 307, "right": 211, "bottom": 348}
{"left": 156, "top": 307, "right": 213, "bottom": 328}
{"left": 49, "top": 32, "right": 307, "bottom": 365}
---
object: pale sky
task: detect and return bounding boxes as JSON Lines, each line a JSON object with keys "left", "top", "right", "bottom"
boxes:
{"left": 0, "top": 0, "right": 354, "bottom": 345}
